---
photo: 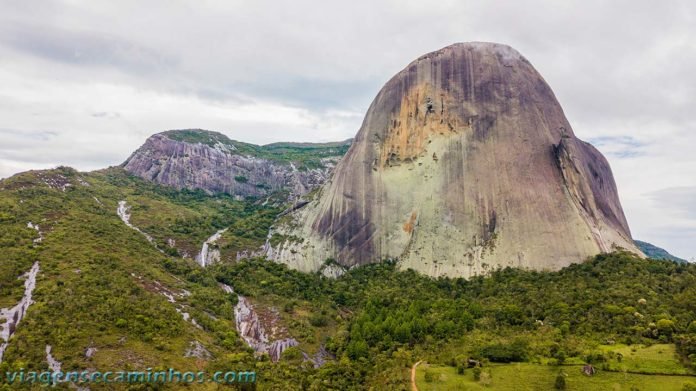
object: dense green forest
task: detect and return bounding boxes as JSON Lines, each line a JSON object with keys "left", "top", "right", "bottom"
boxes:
{"left": 212, "top": 252, "right": 696, "bottom": 389}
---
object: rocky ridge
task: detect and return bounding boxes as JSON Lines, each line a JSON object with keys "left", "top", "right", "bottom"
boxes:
{"left": 123, "top": 129, "right": 350, "bottom": 201}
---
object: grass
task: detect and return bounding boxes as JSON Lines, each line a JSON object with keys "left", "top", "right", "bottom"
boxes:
{"left": 598, "top": 344, "right": 692, "bottom": 375}
{"left": 0, "top": 167, "right": 252, "bottom": 378}
{"left": 417, "top": 362, "right": 696, "bottom": 391}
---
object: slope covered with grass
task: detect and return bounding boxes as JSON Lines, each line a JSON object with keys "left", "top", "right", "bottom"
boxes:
{"left": 0, "top": 167, "right": 265, "bottom": 384}
{"left": 2, "top": 166, "right": 696, "bottom": 390}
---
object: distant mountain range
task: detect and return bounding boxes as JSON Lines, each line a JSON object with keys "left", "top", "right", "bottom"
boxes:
{"left": 634, "top": 240, "right": 687, "bottom": 263}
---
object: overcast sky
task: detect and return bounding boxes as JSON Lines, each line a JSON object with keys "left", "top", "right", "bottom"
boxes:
{"left": 0, "top": 0, "right": 694, "bottom": 260}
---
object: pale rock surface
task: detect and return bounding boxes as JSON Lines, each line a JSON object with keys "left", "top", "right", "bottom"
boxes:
{"left": 196, "top": 229, "right": 227, "bottom": 267}
{"left": 184, "top": 340, "right": 212, "bottom": 359}
{"left": 269, "top": 42, "right": 642, "bottom": 278}
{"left": 0, "top": 262, "right": 40, "bottom": 363}
{"left": 123, "top": 131, "right": 345, "bottom": 201}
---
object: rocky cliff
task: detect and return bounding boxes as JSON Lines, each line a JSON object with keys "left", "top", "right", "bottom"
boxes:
{"left": 123, "top": 129, "right": 350, "bottom": 200}
{"left": 268, "top": 42, "right": 642, "bottom": 278}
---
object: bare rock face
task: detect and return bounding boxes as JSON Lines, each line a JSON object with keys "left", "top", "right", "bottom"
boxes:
{"left": 269, "top": 42, "right": 642, "bottom": 278}
{"left": 123, "top": 130, "right": 348, "bottom": 200}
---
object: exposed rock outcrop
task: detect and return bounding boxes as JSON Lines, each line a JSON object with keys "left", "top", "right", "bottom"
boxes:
{"left": 45, "top": 345, "right": 61, "bottom": 373}
{"left": 27, "top": 222, "right": 43, "bottom": 244}
{"left": 85, "top": 346, "right": 97, "bottom": 359}
{"left": 234, "top": 296, "right": 268, "bottom": 353}
{"left": 184, "top": 340, "right": 212, "bottom": 359}
{"left": 231, "top": 288, "right": 299, "bottom": 362}
{"left": 117, "top": 201, "right": 155, "bottom": 244}
{"left": 131, "top": 274, "right": 200, "bottom": 327}
{"left": 302, "top": 344, "right": 334, "bottom": 368}
{"left": 0, "top": 262, "right": 40, "bottom": 363}
{"left": 269, "top": 42, "right": 642, "bottom": 278}
{"left": 267, "top": 338, "right": 300, "bottom": 362}
{"left": 123, "top": 130, "right": 349, "bottom": 201}
{"left": 196, "top": 229, "right": 227, "bottom": 267}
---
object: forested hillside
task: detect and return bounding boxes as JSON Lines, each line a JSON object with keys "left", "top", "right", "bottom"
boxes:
{"left": 1, "top": 167, "right": 695, "bottom": 389}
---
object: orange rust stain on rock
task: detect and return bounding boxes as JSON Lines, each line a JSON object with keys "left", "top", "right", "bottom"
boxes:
{"left": 379, "top": 84, "right": 464, "bottom": 168}
{"left": 403, "top": 211, "right": 418, "bottom": 233}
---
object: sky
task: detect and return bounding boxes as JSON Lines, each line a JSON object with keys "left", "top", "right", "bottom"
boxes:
{"left": 0, "top": 0, "right": 694, "bottom": 260}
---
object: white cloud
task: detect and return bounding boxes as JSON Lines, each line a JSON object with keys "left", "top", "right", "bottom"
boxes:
{"left": 0, "top": 69, "right": 362, "bottom": 179}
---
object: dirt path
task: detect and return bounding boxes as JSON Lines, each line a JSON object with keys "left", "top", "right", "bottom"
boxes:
{"left": 411, "top": 360, "right": 423, "bottom": 391}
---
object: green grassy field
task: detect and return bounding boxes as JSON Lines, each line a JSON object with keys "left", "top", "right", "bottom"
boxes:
{"left": 598, "top": 344, "right": 692, "bottom": 375}
{"left": 417, "top": 362, "right": 696, "bottom": 391}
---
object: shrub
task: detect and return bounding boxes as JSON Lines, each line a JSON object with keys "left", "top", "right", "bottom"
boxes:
{"left": 676, "top": 335, "right": 696, "bottom": 359}
{"left": 480, "top": 371, "right": 492, "bottom": 387}
{"left": 657, "top": 319, "right": 676, "bottom": 337}
{"left": 688, "top": 321, "right": 696, "bottom": 334}
{"left": 479, "top": 339, "right": 528, "bottom": 363}
{"left": 283, "top": 301, "right": 295, "bottom": 313}
{"left": 309, "top": 314, "right": 328, "bottom": 327}
{"left": 555, "top": 372, "right": 566, "bottom": 390}
{"left": 473, "top": 367, "right": 482, "bottom": 381}
{"left": 423, "top": 369, "right": 438, "bottom": 383}
{"left": 281, "top": 347, "right": 303, "bottom": 361}
{"left": 584, "top": 351, "right": 607, "bottom": 364}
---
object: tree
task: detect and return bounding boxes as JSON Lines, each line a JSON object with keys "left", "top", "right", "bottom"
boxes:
{"left": 347, "top": 339, "right": 368, "bottom": 360}
{"left": 657, "top": 319, "right": 676, "bottom": 338}
{"left": 687, "top": 321, "right": 696, "bottom": 334}
{"left": 559, "top": 321, "right": 570, "bottom": 336}
{"left": 454, "top": 354, "right": 467, "bottom": 375}
{"left": 555, "top": 372, "right": 567, "bottom": 390}
{"left": 394, "top": 323, "right": 412, "bottom": 343}
{"left": 552, "top": 348, "right": 567, "bottom": 365}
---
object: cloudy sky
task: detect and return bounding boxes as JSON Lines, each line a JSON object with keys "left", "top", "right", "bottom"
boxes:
{"left": 0, "top": 0, "right": 694, "bottom": 259}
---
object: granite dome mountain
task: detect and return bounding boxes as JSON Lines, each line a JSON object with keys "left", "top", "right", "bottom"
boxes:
{"left": 2, "top": 42, "right": 693, "bottom": 390}
{"left": 118, "top": 42, "right": 643, "bottom": 279}
{"left": 268, "top": 42, "right": 643, "bottom": 277}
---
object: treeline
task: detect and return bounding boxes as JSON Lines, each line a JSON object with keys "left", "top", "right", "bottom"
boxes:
{"left": 215, "top": 251, "right": 696, "bottom": 383}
